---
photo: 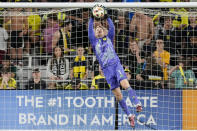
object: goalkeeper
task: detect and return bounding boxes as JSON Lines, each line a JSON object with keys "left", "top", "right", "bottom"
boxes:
{"left": 88, "top": 5, "right": 142, "bottom": 128}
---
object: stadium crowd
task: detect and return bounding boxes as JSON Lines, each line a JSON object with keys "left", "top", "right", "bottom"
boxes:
{"left": 0, "top": 0, "right": 197, "bottom": 89}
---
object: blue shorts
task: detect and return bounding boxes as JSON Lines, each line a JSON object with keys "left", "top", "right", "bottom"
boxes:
{"left": 102, "top": 62, "right": 127, "bottom": 90}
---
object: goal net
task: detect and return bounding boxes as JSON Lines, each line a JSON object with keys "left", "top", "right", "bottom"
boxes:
{"left": 0, "top": 2, "right": 196, "bottom": 130}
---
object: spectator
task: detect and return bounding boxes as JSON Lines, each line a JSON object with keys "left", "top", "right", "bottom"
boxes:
{"left": 52, "top": 18, "right": 72, "bottom": 54}
{"left": 184, "top": 15, "right": 197, "bottom": 49}
{"left": 169, "top": 8, "right": 188, "bottom": 54}
{"left": 0, "top": 23, "right": 8, "bottom": 64}
{"left": 9, "top": 8, "right": 28, "bottom": 65}
{"left": 91, "top": 60, "right": 99, "bottom": 79}
{"left": 130, "top": 12, "right": 154, "bottom": 53}
{"left": 139, "top": 56, "right": 164, "bottom": 88}
{"left": 124, "top": 38, "right": 146, "bottom": 80}
{"left": 25, "top": 68, "right": 47, "bottom": 90}
{"left": 186, "top": 15, "right": 197, "bottom": 35}
{"left": 153, "top": 12, "right": 162, "bottom": 41}
{"left": 3, "top": 14, "right": 11, "bottom": 31}
{"left": 169, "top": 57, "right": 196, "bottom": 88}
{"left": 153, "top": 39, "right": 170, "bottom": 80}
{"left": 123, "top": 65, "right": 162, "bottom": 89}
{"left": 70, "top": 8, "right": 90, "bottom": 52}
{"left": 65, "top": 78, "right": 89, "bottom": 90}
{"left": 0, "top": 68, "right": 16, "bottom": 89}
{"left": 124, "top": 67, "right": 153, "bottom": 89}
{"left": 0, "top": 55, "right": 17, "bottom": 79}
{"left": 43, "top": 14, "right": 59, "bottom": 55}
{"left": 184, "top": 31, "right": 197, "bottom": 77}
{"left": 70, "top": 46, "right": 88, "bottom": 80}
{"left": 170, "top": 7, "right": 188, "bottom": 27}
{"left": 47, "top": 46, "right": 69, "bottom": 89}
{"left": 115, "top": 12, "right": 130, "bottom": 56}
{"left": 26, "top": 8, "right": 42, "bottom": 55}
{"left": 49, "top": 12, "right": 86, "bottom": 55}
{"left": 125, "top": 68, "right": 131, "bottom": 81}
{"left": 158, "top": 16, "right": 176, "bottom": 54}
{"left": 121, "top": 68, "right": 136, "bottom": 89}
{"left": 169, "top": 8, "right": 188, "bottom": 30}
{"left": 90, "top": 65, "right": 109, "bottom": 90}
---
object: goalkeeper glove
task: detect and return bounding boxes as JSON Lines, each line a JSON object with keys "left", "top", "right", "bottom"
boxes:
{"left": 103, "top": 7, "right": 109, "bottom": 20}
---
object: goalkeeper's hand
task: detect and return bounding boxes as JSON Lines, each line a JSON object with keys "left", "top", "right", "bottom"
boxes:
{"left": 100, "top": 5, "right": 109, "bottom": 20}
{"left": 103, "top": 7, "right": 109, "bottom": 20}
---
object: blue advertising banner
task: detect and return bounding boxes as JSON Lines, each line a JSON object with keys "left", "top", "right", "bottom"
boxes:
{"left": 0, "top": 90, "right": 182, "bottom": 130}
{"left": 119, "top": 90, "right": 182, "bottom": 130}
{"left": 0, "top": 90, "right": 115, "bottom": 130}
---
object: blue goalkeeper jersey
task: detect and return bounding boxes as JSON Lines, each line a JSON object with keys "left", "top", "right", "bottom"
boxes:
{"left": 88, "top": 18, "right": 120, "bottom": 69}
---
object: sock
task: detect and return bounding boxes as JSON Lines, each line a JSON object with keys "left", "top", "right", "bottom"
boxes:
{"left": 119, "top": 99, "right": 131, "bottom": 116}
{"left": 126, "top": 87, "right": 140, "bottom": 106}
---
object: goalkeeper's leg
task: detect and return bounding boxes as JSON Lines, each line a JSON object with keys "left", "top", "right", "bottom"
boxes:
{"left": 116, "top": 63, "right": 142, "bottom": 112}
{"left": 112, "top": 88, "right": 135, "bottom": 128}
{"left": 120, "top": 79, "right": 142, "bottom": 113}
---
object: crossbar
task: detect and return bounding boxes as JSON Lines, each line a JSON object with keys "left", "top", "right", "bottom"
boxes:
{"left": 0, "top": 2, "right": 197, "bottom": 8}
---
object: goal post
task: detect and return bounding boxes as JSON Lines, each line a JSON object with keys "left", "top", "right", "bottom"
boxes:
{"left": 0, "top": 2, "right": 197, "bottom": 131}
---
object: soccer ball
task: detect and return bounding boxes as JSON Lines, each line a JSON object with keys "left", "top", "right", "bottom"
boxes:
{"left": 92, "top": 6, "right": 105, "bottom": 19}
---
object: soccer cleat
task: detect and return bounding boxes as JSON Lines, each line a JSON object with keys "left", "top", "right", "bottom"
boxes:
{"left": 136, "top": 104, "right": 142, "bottom": 113}
{"left": 128, "top": 114, "right": 135, "bottom": 128}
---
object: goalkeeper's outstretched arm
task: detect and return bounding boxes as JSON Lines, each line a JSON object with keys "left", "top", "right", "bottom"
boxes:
{"left": 107, "top": 17, "right": 115, "bottom": 41}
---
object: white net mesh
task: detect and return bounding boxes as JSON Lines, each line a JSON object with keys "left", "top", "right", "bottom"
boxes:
{"left": 0, "top": 4, "right": 197, "bottom": 130}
